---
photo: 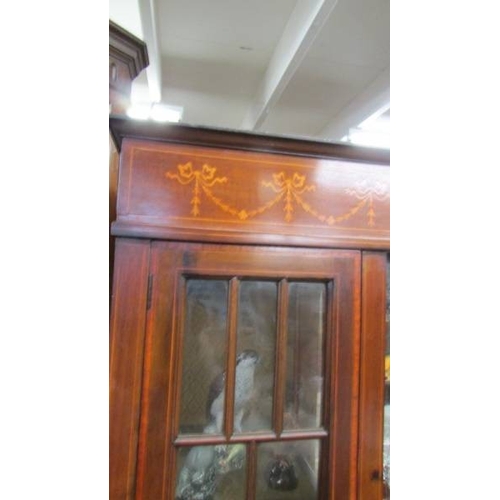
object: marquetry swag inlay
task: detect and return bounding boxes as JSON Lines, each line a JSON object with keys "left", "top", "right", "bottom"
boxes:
{"left": 166, "top": 161, "right": 389, "bottom": 227}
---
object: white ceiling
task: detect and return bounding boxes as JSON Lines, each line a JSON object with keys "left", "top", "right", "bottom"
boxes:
{"left": 110, "top": 0, "right": 389, "bottom": 145}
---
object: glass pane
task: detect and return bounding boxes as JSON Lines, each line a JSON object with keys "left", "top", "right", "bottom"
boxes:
{"left": 179, "top": 279, "right": 228, "bottom": 435}
{"left": 235, "top": 280, "right": 278, "bottom": 433}
{"left": 383, "top": 257, "right": 390, "bottom": 499}
{"left": 256, "top": 440, "right": 321, "bottom": 499}
{"left": 175, "top": 444, "right": 246, "bottom": 500}
{"left": 284, "top": 282, "right": 326, "bottom": 431}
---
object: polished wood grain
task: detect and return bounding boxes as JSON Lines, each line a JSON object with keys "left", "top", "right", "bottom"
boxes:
{"left": 109, "top": 120, "right": 389, "bottom": 499}
{"left": 134, "top": 242, "right": 360, "bottom": 499}
{"left": 246, "top": 441, "right": 257, "bottom": 500}
{"left": 329, "top": 253, "right": 362, "bottom": 500}
{"left": 133, "top": 243, "right": 183, "bottom": 500}
{"left": 358, "top": 251, "right": 387, "bottom": 500}
{"left": 109, "top": 238, "right": 151, "bottom": 500}
{"left": 113, "top": 138, "right": 389, "bottom": 250}
{"left": 223, "top": 278, "right": 239, "bottom": 439}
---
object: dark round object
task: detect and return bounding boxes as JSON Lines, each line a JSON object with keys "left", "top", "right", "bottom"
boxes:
{"left": 266, "top": 455, "right": 299, "bottom": 491}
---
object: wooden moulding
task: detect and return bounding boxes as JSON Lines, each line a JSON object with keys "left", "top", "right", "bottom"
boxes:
{"left": 109, "top": 21, "right": 149, "bottom": 84}
{"left": 109, "top": 22, "right": 149, "bottom": 115}
{"left": 109, "top": 116, "right": 389, "bottom": 164}
{"left": 109, "top": 117, "right": 389, "bottom": 250}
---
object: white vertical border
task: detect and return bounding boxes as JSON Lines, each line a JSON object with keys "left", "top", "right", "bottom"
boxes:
{"left": 392, "top": 1, "right": 500, "bottom": 498}
{"left": 1, "top": 2, "right": 108, "bottom": 498}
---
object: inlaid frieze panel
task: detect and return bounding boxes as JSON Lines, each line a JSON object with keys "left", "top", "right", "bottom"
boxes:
{"left": 114, "top": 138, "right": 389, "bottom": 249}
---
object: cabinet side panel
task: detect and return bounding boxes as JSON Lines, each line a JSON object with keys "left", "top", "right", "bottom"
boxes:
{"left": 110, "top": 238, "right": 151, "bottom": 500}
{"left": 358, "top": 252, "right": 387, "bottom": 499}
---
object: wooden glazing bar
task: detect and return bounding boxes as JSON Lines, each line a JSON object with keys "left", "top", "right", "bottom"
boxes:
{"left": 279, "top": 429, "right": 328, "bottom": 441}
{"left": 292, "top": 287, "right": 301, "bottom": 418}
{"left": 322, "top": 280, "right": 335, "bottom": 427}
{"left": 230, "top": 431, "right": 277, "bottom": 443}
{"left": 319, "top": 433, "right": 330, "bottom": 500}
{"left": 324, "top": 279, "right": 337, "bottom": 496}
{"left": 224, "top": 277, "right": 239, "bottom": 439}
{"left": 174, "top": 435, "right": 228, "bottom": 447}
{"left": 315, "top": 283, "right": 333, "bottom": 500}
{"left": 318, "top": 439, "right": 328, "bottom": 500}
{"left": 174, "top": 429, "right": 328, "bottom": 447}
{"left": 246, "top": 441, "right": 257, "bottom": 500}
{"left": 273, "top": 279, "right": 289, "bottom": 437}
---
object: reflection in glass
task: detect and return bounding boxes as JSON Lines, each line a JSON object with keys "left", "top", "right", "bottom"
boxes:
{"left": 175, "top": 444, "right": 246, "bottom": 500}
{"left": 235, "top": 280, "right": 278, "bottom": 433}
{"left": 256, "top": 440, "right": 320, "bottom": 499}
{"left": 285, "top": 282, "right": 326, "bottom": 430}
{"left": 179, "top": 279, "right": 228, "bottom": 435}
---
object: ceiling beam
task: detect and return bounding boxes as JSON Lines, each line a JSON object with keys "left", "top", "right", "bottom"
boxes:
{"left": 241, "top": 0, "right": 339, "bottom": 131}
{"left": 137, "top": 0, "right": 162, "bottom": 103}
{"left": 319, "top": 67, "right": 390, "bottom": 141}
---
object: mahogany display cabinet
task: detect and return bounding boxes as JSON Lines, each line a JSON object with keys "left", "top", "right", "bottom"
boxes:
{"left": 109, "top": 116, "right": 390, "bottom": 500}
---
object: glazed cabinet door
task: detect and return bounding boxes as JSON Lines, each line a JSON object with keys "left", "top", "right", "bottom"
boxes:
{"left": 133, "top": 242, "right": 361, "bottom": 500}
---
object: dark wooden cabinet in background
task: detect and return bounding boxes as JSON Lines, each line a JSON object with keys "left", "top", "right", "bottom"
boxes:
{"left": 109, "top": 21, "right": 149, "bottom": 116}
{"left": 109, "top": 21, "right": 149, "bottom": 302}
{"left": 109, "top": 117, "right": 389, "bottom": 500}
